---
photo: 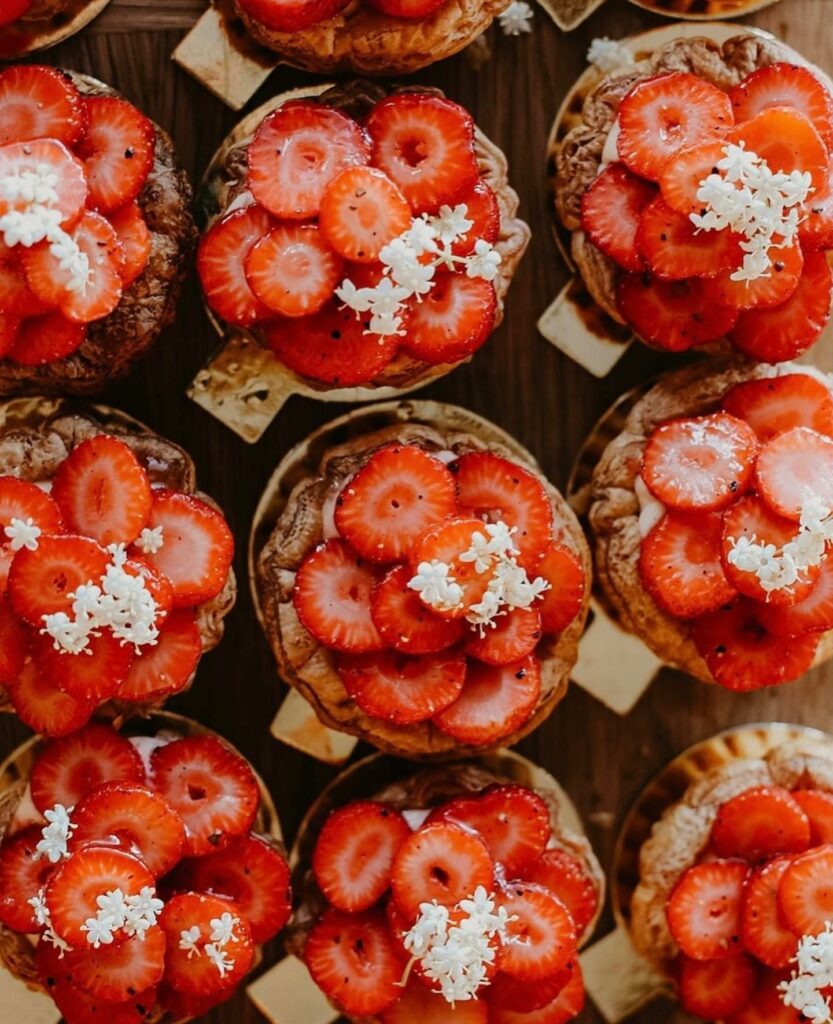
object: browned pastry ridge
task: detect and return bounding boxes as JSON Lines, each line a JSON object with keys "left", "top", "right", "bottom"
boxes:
{"left": 206, "top": 80, "right": 530, "bottom": 395}
{"left": 588, "top": 359, "right": 833, "bottom": 681}
{"left": 0, "top": 72, "right": 196, "bottom": 396}
{"left": 255, "top": 414, "right": 591, "bottom": 760}
{"left": 233, "top": 0, "right": 509, "bottom": 76}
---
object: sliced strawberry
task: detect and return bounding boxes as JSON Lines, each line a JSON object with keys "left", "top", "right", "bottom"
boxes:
{"left": 365, "top": 0, "right": 445, "bottom": 15}
{"left": 666, "top": 860, "right": 748, "bottom": 961}
{"left": 123, "top": 557, "right": 173, "bottom": 626}
{"left": 641, "top": 414, "right": 758, "bottom": 513}
{"left": 722, "top": 373, "right": 833, "bottom": 442}
{"left": 197, "top": 206, "right": 273, "bottom": 327}
{"left": 305, "top": 907, "right": 404, "bottom": 1017}
{"left": 8, "top": 311, "right": 86, "bottom": 366}
{"left": 0, "top": 826, "right": 57, "bottom": 932}
{"left": 141, "top": 489, "right": 233, "bottom": 607}
{"left": 617, "top": 272, "right": 738, "bottom": 351}
{"left": 61, "top": 928, "right": 166, "bottom": 1005}
{"left": 8, "top": 533, "right": 108, "bottom": 624}
{"left": 381, "top": 978, "right": 487, "bottom": 1023}
{"left": 0, "top": 240, "right": 50, "bottom": 320}
{"left": 432, "top": 656, "right": 541, "bottom": 746}
{"left": 498, "top": 883, "right": 577, "bottom": 981}
{"left": 236, "top": 0, "right": 349, "bottom": 30}
{"left": 778, "top": 845, "right": 833, "bottom": 935}
{"left": 0, "top": 311, "right": 20, "bottom": 357}
{"left": 338, "top": 649, "right": 467, "bottom": 725}
{"left": 0, "top": 139, "right": 86, "bottom": 226}
{"left": 679, "top": 954, "right": 757, "bottom": 1019}
{"left": 155, "top": 983, "right": 229, "bottom": 1021}
{"left": 618, "top": 73, "right": 733, "bottom": 182}
{"left": 741, "top": 857, "right": 799, "bottom": 968}
{"left": 488, "top": 961, "right": 585, "bottom": 1024}
{"left": 245, "top": 223, "right": 343, "bottom": 317}
{"left": 108, "top": 201, "right": 151, "bottom": 288}
{"left": 660, "top": 138, "right": 732, "bottom": 215}
{"left": 793, "top": 790, "right": 833, "bottom": 845}
{"left": 150, "top": 735, "right": 259, "bottom": 856}
{"left": 0, "top": 65, "right": 85, "bottom": 146}
{"left": 712, "top": 786, "right": 810, "bottom": 863}
{"left": 319, "top": 166, "right": 412, "bottom": 263}
{"left": 367, "top": 93, "right": 478, "bottom": 214}
{"left": 730, "top": 63, "right": 833, "bottom": 146}
{"left": 401, "top": 273, "right": 496, "bottom": 365}
{"left": 710, "top": 239, "right": 803, "bottom": 312}
{"left": 724, "top": 970, "right": 803, "bottom": 1024}
{"left": 294, "top": 539, "right": 383, "bottom": 653}
{"left": 579, "top": 163, "right": 656, "bottom": 272}
{"left": 0, "top": 594, "right": 26, "bottom": 682}
{"left": 760, "top": 554, "right": 833, "bottom": 638}
{"left": 536, "top": 544, "right": 586, "bottom": 636}
{"left": 30, "top": 722, "right": 145, "bottom": 815}
{"left": 371, "top": 564, "right": 466, "bottom": 654}
{"left": 169, "top": 833, "right": 291, "bottom": 943}
{"left": 33, "top": 629, "right": 133, "bottom": 703}
{"left": 755, "top": 426, "right": 833, "bottom": 520}
{"left": 5, "top": 659, "right": 94, "bottom": 736}
{"left": 691, "top": 597, "right": 820, "bottom": 691}
{"left": 248, "top": 102, "right": 370, "bottom": 220}
{"left": 523, "top": 848, "right": 599, "bottom": 937}
{"left": 0, "top": 475, "right": 64, "bottom": 586}
{"left": 408, "top": 516, "right": 495, "bottom": 619}
{"left": 800, "top": 163, "right": 833, "bottom": 250}
{"left": 466, "top": 607, "right": 542, "bottom": 665}
{"left": 76, "top": 96, "right": 156, "bottom": 213}
{"left": 636, "top": 195, "right": 741, "bottom": 280}
{"left": 0, "top": 0, "right": 31, "bottom": 28}
{"left": 486, "top": 964, "right": 576, "bottom": 1015}
{"left": 731, "top": 106, "right": 828, "bottom": 190}
{"left": 116, "top": 608, "right": 201, "bottom": 703}
{"left": 640, "top": 510, "right": 736, "bottom": 619}
{"left": 451, "top": 180, "right": 500, "bottom": 257}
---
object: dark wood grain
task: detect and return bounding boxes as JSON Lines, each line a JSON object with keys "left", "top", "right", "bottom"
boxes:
{"left": 1, "top": 1, "right": 829, "bottom": 1021}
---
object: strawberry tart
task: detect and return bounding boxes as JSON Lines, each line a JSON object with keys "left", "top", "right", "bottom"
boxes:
{"left": 588, "top": 360, "right": 833, "bottom": 692}
{"left": 253, "top": 402, "right": 590, "bottom": 758}
{"left": 553, "top": 32, "right": 833, "bottom": 361}
{"left": 0, "top": 64, "right": 195, "bottom": 394}
{"left": 289, "top": 759, "right": 603, "bottom": 1023}
{"left": 0, "top": 400, "right": 236, "bottom": 736}
{"left": 630, "top": 732, "right": 833, "bottom": 1023}
{"left": 0, "top": 717, "right": 292, "bottom": 1023}
{"left": 198, "top": 83, "right": 529, "bottom": 396}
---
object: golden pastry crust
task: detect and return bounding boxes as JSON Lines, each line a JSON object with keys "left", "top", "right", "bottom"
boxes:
{"left": 255, "top": 418, "right": 591, "bottom": 759}
{"left": 588, "top": 359, "right": 833, "bottom": 680}
{"left": 234, "top": 0, "right": 508, "bottom": 76}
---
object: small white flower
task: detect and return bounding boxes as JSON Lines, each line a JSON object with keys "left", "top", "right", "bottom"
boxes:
{"left": 135, "top": 525, "right": 164, "bottom": 555}
{"left": 35, "top": 804, "right": 76, "bottom": 864}
{"left": 83, "top": 913, "right": 116, "bottom": 949}
{"left": 205, "top": 943, "right": 235, "bottom": 978}
{"left": 210, "top": 913, "right": 239, "bottom": 947}
{"left": 586, "top": 36, "right": 635, "bottom": 73}
{"left": 431, "top": 205, "right": 474, "bottom": 247}
{"left": 465, "top": 240, "right": 502, "bottom": 282}
{"left": 498, "top": 0, "right": 534, "bottom": 36}
{"left": 179, "top": 925, "right": 202, "bottom": 958}
{"left": 4, "top": 516, "right": 41, "bottom": 552}
{"left": 29, "top": 891, "right": 50, "bottom": 928}
{"left": 408, "top": 560, "right": 464, "bottom": 612}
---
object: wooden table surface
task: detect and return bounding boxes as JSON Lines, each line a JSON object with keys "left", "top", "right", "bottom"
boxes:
{"left": 2, "top": 0, "right": 832, "bottom": 1021}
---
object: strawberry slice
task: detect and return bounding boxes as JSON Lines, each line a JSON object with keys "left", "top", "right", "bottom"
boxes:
{"left": 367, "top": 94, "right": 479, "bottom": 214}
{"left": 123, "top": 557, "right": 173, "bottom": 626}
{"left": 141, "top": 489, "right": 233, "bottom": 607}
{"left": 487, "top": 963, "right": 576, "bottom": 1015}
{"left": 0, "top": 826, "right": 57, "bottom": 932}
{"left": 0, "top": 475, "right": 64, "bottom": 584}
{"left": 679, "top": 954, "right": 757, "bottom": 1019}
{"left": 8, "top": 533, "right": 109, "bottom": 624}
{"left": 408, "top": 516, "right": 498, "bottom": 620}
{"left": 0, "top": 140, "right": 87, "bottom": 226}
{"left": 712, "top": 786, "right": 811, "bottom": 862}
{"left": 319, "top": 167, "right": 412, "bottom": 263}
{"left": 197, "top": 206, "right": 273, "bottom": 328}
{"left": 498, "top": 883, "right": 577, "bottom": 981}
{"left": 236, "top": 0, "right": 349, "bottom": 30}
{"left": 365, "top": 0, "right": 445, "bottom": 15}
{"left": 60, "top": 928, "right": 165, "bottom": 1004}
{"left": 691, "top": 597, "right": 820, "bottom": 691}
{"left": 0, "top": 64, "right": 85, "bottom": 147}
{"left": 155, "top": 983, "right": 232, "bottom": 1021}
{"left": 730, "top": 63, "right": 833, "bottom": 146}
{"left": 30, "top": 722, "right": 145, "bottom": 815}
{"left": 660, "top": 138, "right": 732, "bottom": 215}
{"left": 432, "top": 656, "right": 541, "bottom": 746}
{"left": 724, "top": 970, "right": 803, "bottom": 1024}
{"left": 666, "top": 860, "right": 748, "bottom": 961}
{"left": 778, "top": 845, "right": 833, "bottom": 935}
{"left": 755, "top": 426, "right": 833, "bottom": 520}
{"left": 536, "top": 544, "right": 585, "bottom": 635}
{"left": 800, "top": 163, "right": 833, "bottom": 250}
{"left": 488, "top": 961, "right": 585, "bottom": 1024}
{"left": 245, "top": 223, "right": 343, "bottom": 317}
{"left": 451, "top": 180, "right": 500, "bottom": 257}
{"left": 33, "top": 629, "right": 133, "bottom": 703}
{"left": 381, "top": 979, "right": 488, "bottom": 1023}
{"left": 523, "top": 848, "right": 599, "bottom": 937}
{"left": 793, "top": 790, "right": 833, "bottom": 845}
{"left": 5, "top": 659, "right": 95, "bottom": 737}
{"left": 0, "top": 239, "right": 51, "bottom": 320}
{"left": 150, "top": 735, "right": 259, "bottom": 856}
{"left": 731, "top": 106, "right": 828, "bottom": 190}
{"left": 76, "top": 96, "right": 156, "bottom": 213}
{"left": 0, "top": 0, "right": 31, "bottom": 28}
{"left": 248, "top": 102, "right": 370, "bottom": 221}
{"left": 0, "top": 311, "right": 19, "bottom": 357}
{"left": 579, "top": 163, "right": 656, "bottom": 272}
{"left": 710, "top": 239, "right": 803, "bottom": 312}
{"left": 8, "top": 311, "right": 86, "bottom": 366}
{"left": 312, "top": 800, "right": 411, "bottom": 913}
{"left": 294, "top": 539, "right": 383, "bottom": 653}
{"left": 722, "top": 373, "right": 833, "bottom": 442}
{"left": 337, "top": 649, "right": 467, "bottom": 725}
{"left": 168, "top": 833, "right": 291, "bottom": 943}
{"left": 430, "top": 784, "right": 551, "bottom": 875}
{"left": 370, "top": 564, "right": 466, "bottom": 654}
{"left": 466, "top": 606, "right": 542, "bottom": 665}
{"left": 108, "top": 201, "right": 151, "bottom": 288}
{"left": 641, "top": 413, "right": 758, "bottom": 513}
{"left": 116, "top": 608, "right": 201, "bottom": 702}
{"left": 760, "top": 554, "right": 833, "bottom": 638}
{"left": 741, "top": 857, "right": 800, "bottom": 968}
{"left": 640, "top": 510, "right": 736, "bottom": 619}
{"left": 391, "top": 820, "right": 494, "bottom": 919}
{"left": 401, "top": 273, "right": 496, "bottom": 365}
{"left": 0, "top": 594, "right": 26, "bottom": 682}
{"left": 616, "top": 273, "right": 738, "bottom": 351}
{"left": 636, "top": 195, "right": 741, "bottom": 280}
{"left": 334, "top": 444, "right": 458, "bottom": 563}
{"left": 617, "top": 73, "right": 734, "bottom": 182}
{"left": 305, "top": 907, "right": 404, "bottom": 1017}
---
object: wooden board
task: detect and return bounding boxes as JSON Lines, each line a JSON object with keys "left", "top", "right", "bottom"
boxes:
{"left": 2, "top": 2, "right": 833, "bottom": 1023}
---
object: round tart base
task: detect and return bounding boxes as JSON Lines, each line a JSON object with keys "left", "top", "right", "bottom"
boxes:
{"left": 0, "top": 0, "right": 112, "bottom": 57}
{"left": 627, "top": 0, "right": 779, "bottom": 20}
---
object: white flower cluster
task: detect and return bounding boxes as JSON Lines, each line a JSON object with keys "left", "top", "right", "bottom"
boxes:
{"left": 727, "top": 491, "right": 833, "bottom": 595}
{"left": 780, "top": 923, "right": 833, "bottom": 1023}
{"left": 82, "top": 886, "right": 164, "bottom": 949}
{"left": 587, "top": 37, "right": 635, "bottom": 73}
{"left": 29, "top": 889, "right": 71, "bottom": 955}
{"left": 41, "top": 543, "right": 160, "bottom": 656}
{"left": 498, "top": 0, "right": 534, "bottom": 36}
{"left": 401, "top": 887, "right": 514, "bottom": 1004}
{"left": 135, "top": 525, "right": 164, "bottom": 555}
{"left": 34, "top": 804, "right": 75, "bottom": 865}
{"left": 4, "top": 516, "right": 41, "bottom": 552}
{"left": 179, "top": 912, "right": 241, "bottom": 978}
{"left": 335, "top": 204, "right": 502, "bottom": 339}
{"left": 408, "top": 559, "right": 463, "bottom": 613}
{"left": 691, "top": 142, "right": 813, "bottom": 284}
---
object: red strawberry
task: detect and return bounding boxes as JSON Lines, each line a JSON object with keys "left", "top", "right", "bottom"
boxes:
{"left": 725, "top": 970, "right": 803, "bottom": 1024}
{"left": 5, "top": 659, "right": 95, "bottom": 737}
{"left": 108, "top": 201, "right": 151, "bottom": 287}
{"left": 755, "top": 426, "right": 833, "bottom": 520}
{"left": 371, "top": 564, "right": 466, "bottom": 653}
{"left": 33, "top": 630, "right": 133, "bottom": 703}
{"left": 168, "top": 833, "right": 291, "bottom": 943}
{"left": 488, "top": 961, "right": 585, "bottom": 1024}
{"left": 800, "top": 163, "right": 833, "bottom": 250}
{"left": 141, "top": 489, "right": 233, "bottom": 606}
{"left": 731, "top": 106, "right": 828, "bottom": 190}
{"left": 197, "top": 206, "right": 273, "bottom": 327}
{"left": 0, "top": 475, "right": 64, "bottom": 583}
{"left": 8, "top": 311, "right": 86, "bottom": 366}
{"left": 616, "top": 273, "right": 738, "bottom": 351}
{"left": 433, "top": 656, "right": 541, "bottom": 746}
{"left": 245, "top": 223, "right": 343, "bottom": 317}
{"left": 0, "top": 239, "right": 50, "bottom": 320}
{"left": 156, "top": 983, "right": 232, "bottom": 1020}
{"left": 666, "top": 860, "right": 748, "bottom": 960}
{"left": 365, "top": 0, "right": 445, "bottom": 15}
{"left": 159, "top": 892, "right": 254, "bottom": 997}
{"left": 498, "top": 883, "right": 577, "bottom": 981}
{"left": 236, "top": 0, "right": 349, "bottom": 30}
{"left": 466, "top": 607, "right": 542, "bottom": 665}
{"left": 618, "top": 73, "right": 733, "bottom": 182}
{"left": 778, "top": 845, "right": 833, "bottom": 935}
{"left": 741, "top": 857, "right": 800, "bottom": 968}
{"left": 294, "top": 539, "right": 383, "bottom": 653}
{"left": 640, "top": 510, "right": 737, "bottom": 619}
{"left": 0, "top": 826, "right": 57, "bottom": 932}
{"left": 722, "top": 373, "right": 833, "bottom": 442}
{"left": 679, "top": 954, "right": 757, "bottom": 1019}
{"left": 0, "top": 0, "right": 31, "bottom": 28}
{"left": 123, "top": 557, "right": 174, "bottom": 625}
{"left": 401, "top": 273, "right": 496, "bottom": 365}
{"left": 391, "top": 821, "right": 495, "bottom": 918}
{"left": 0, "top": 594, "right": 26, "bottom": 682}
{"left": 579, "top": 163, "right": 656, "bottom": 272}
{"left": 8, "top": 533, "right": 108, "bottom": 624}
{"left": 641, "top": 414, "right": 758, "bottom": 512}
{"left": 536, "top": 544, "right": 585, "bottom": 635}
{"left": 730, "top": 63, "right": 833, "bottom": 146}
{"left": 451, "top": 180, "right": 500, "bottom": 257}
{"left": 45, "top": 846, "right": 155, "bottom": 946}
{"left": 730, "top": 248, "right": 833, "bottom": 362}
{"left": 76, "top": 97, "right": 156, "bottom": 213}
{"left": 487, "top": 964, "right": 576, "bottom": 1015}
{"left": 319, "top": 167, "right": 412, "bottom": 263}
{"left": 523, "top": 848, "right": 599, "bottom": 937}
{"left": 430, "top": 784, "right": 551, "bottom": 875}
{"left": 636, "top": 195, "right": 741, "bottom": 280}
{"left": 305, "top": 907, "right": 404, "bottom": 1017}
{"left": 312, "top": 800, "right": 411, "bottom": 913}
{"left": 660, "top": 138, "right": 734, "bottom": 215}
{"left": 248, "top": 102, "right": 370, "bottom": 220}
{"left": 712, "top": 786, "right": 811, "bottom": 862}
{"left": 0, "top": 311, "right": 19, "bottom": 357}
{"left": 381, "top": 978, "right": 488, "bottom": 1023}
{"left": 408, "top": 516, "right": 495, "bottom": 618}
{"left": 338, "top": 649, "right": 467, "bottom": 725}
{"left": 367, "top": 94, "right": 478, "bottom": 214}
{"left": 150, "top": 735, "right": 259, "bottom": 856}
{"left": 759, "top": 554, "right": 833, "bottom": 637}
{"left": 711, "top": 240, "right": 803, "bottom": 312}
{"left": 116, "top": 608, "right": 201, "bottom": 702}
{"left": 792, "top": 790, "right": 833, "bottom": 845}
{"left": 0, "top": 64, "right": 85, "bottom": 147}
{"left": 61, "top": 928, "right": 166, "bottom": 1004}
{"left": 0, "top": 140, "right": 87, "bottom": 226}
{"left": 30, "top": 722, "right": 145, "bottom": 815}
